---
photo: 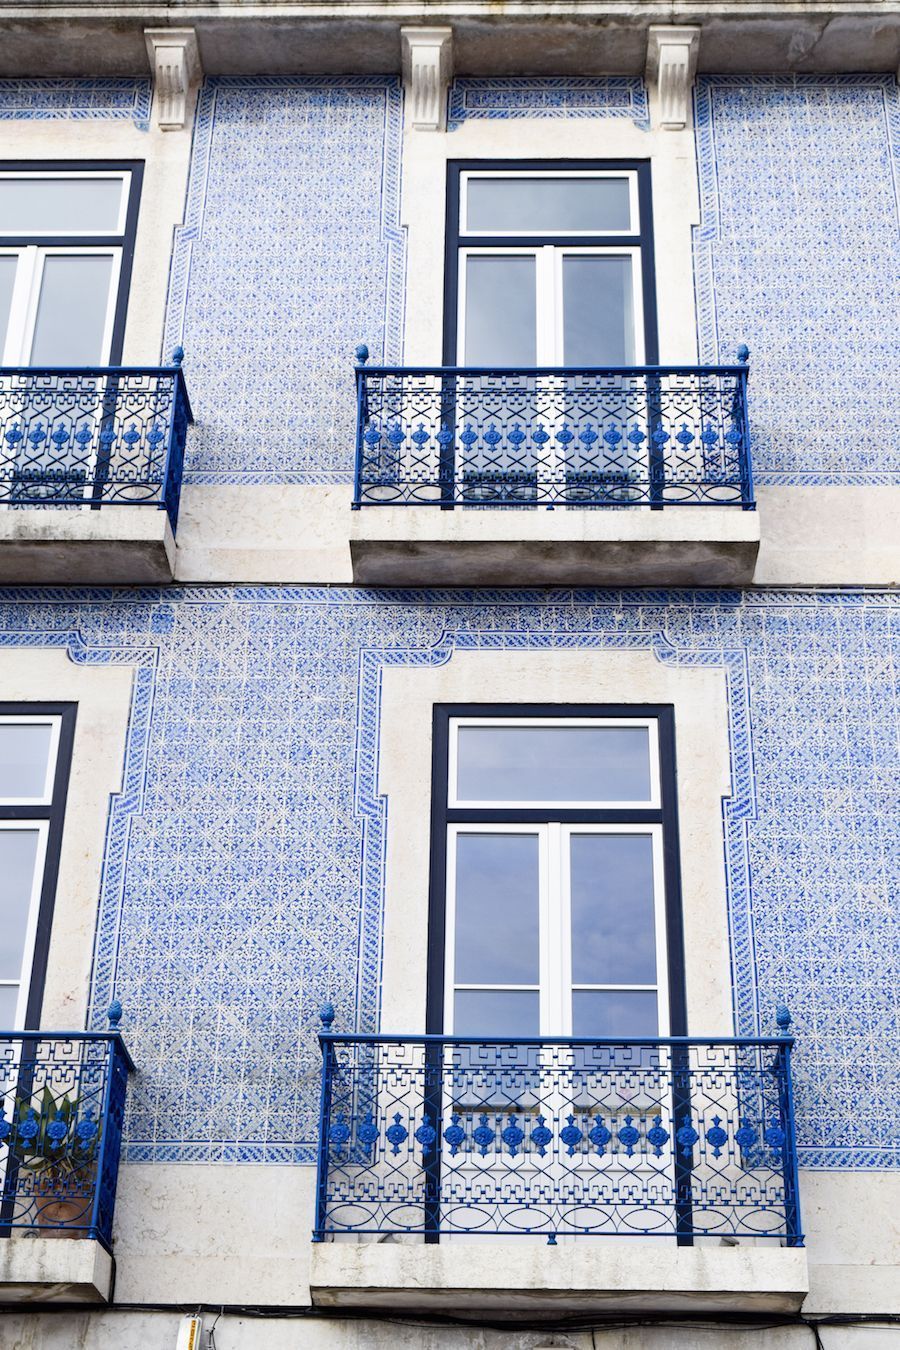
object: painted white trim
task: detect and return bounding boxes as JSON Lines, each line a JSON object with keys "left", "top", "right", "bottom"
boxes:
{"left": 0, "top": 171, "right": 130, "bottom": 239}
{"left": 0, "top": 714, "right": 61, "bottom": 806}
{"left": 459, "top": 168, "right": 640, "bottom": 238}
{"left": 448, "top": 716, "right": 661, "bottom": 809}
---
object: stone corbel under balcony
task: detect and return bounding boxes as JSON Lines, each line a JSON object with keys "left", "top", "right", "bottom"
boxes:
{"left": 646, "top": 26, "right": 701, "bottom": 130}
{"left": 144, "top": 27, "right": 203, "bottom": 131}
{"left": 401, "top": 27, "right": 454, "bottom": 132}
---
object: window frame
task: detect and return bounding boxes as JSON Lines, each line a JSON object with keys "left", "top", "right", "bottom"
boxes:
{"left": 0, "top": 703, "right": 76, "bottom": 1029}
{"left": 0, "top": 161, "right": 144, "bottom": 366}
{"left": 427, "top": 704, "right": 686, "bottom": 1037}
{"left": 443, "top": 159, "right": 659, "bottom": 366}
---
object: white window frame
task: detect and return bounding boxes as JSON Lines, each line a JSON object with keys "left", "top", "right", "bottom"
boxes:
{"left": 448, "top": 715, "right": 662, "bottom": 810}
{"left": 0, "top": 245, "right": 122, "bottom": 366}
{"left": 0, "top": 714, "right": 62, "bottom": 806}
{"left": 459, "top": 169, "right": 641, "bottom": 239}
{"left": 0, "top": 819, "right": 50, "bottom": 1030}
{"left": 457, "top": 245, "right": 645, "bottom": 367}
{"left": 445, "top": 821, "right": 669, "bottom": 1038}
{"left": 0, "top": 171, "right": 130, "bottom": 239}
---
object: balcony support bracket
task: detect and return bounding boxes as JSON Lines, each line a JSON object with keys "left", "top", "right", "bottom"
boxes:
{"left": 144, "top": 27, "right": 203, "bottom": 131}
{"left": 646, "top": 26, "right": 700, "bottom": 130}
{"left": 401, "top": 27, "right": 454, "bottom": 132}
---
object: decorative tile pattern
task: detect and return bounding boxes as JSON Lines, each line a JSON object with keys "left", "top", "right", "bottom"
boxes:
{"left": 0, "top": 79, "right": 151, "bottom": 129}
{"left": 447, "top": 77, "right": 649, "bottom": 130}
{"left": 162, "top": 78, "right": 405, "bottom": 484}
{"left": 0, "top": 587, "right": 896, "bottom": 1169}
{"left": 693, "top": 76, "right": 900, "bottom": 484}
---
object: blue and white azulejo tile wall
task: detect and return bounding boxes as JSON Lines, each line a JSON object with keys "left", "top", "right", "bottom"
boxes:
{"left": 0, "top": 78, "right": 152, "bottom": 128}
{"left": 446, "top": 77, "right": 649, "bottom": 129}
{"left": 0, "top": 587, "right": 896, "bottom": 1170}
{"left": 164, "top": 77, "right": 406, "bottom": 485}
{"left": 694, "top": 75, "right": 900, "bottom": 485}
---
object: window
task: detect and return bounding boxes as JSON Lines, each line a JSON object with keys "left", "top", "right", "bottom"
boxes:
{"left": 0, "top": 164, "right": 143, "bottom": 366}
{"left": 427, "top": 707, "right": 686, "bottom": 1038}
{"left": 0, "top": 707, "right": 75, "bottom": 1028}
{"left": 445, "top": 163, "right": 658, "bottom": 366}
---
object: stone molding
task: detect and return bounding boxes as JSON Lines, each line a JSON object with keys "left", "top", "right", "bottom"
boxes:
{"left": 646, "top": 25, "right": 700, "bottom": 129}
{"left": 144, "top": 28, "right": 202, "bottom": 130}
{"left": 401, "top": 27, "right": 453, "bottom": 131}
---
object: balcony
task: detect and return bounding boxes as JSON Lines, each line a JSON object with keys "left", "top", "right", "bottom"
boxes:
{"left": 310, "top": 1011, "right": 808, "bottom": 1315}
{"left": 0, "top": 1013, "right": 133, "bottom": 1304}
{"left": 349, "top": 356, "right": 760, "bottom": 586}
{"left": 0, "top": 358, "right": 192, "bottom": 584}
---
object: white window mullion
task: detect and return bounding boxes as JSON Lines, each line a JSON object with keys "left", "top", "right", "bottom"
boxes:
{"left": 535, "top": 247, "right": 557, "bottom": 367}
{"left": 539, "top": 823, "right": 559, "bottom": 1035}
{"left": 2, "top": 247, "right": 38, "bottom": 365}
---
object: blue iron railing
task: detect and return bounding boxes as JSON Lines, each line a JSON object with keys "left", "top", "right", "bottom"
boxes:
{"left": 0, "top": 351, "right": 193, "bottom": 528}
{"left": 0, "top": 1005, "right": 133, "bottom": 1248}
{"left": 353, "top": 346, "right": 754, "bottom": 510}
{"left": 314, "top": 1006, "right": 801, "bottom": 1245}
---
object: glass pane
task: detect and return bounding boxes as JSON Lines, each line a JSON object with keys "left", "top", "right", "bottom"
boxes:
{"left": 30, "top": 254, "right": 113, "bottom": 364}
{"left": 454, "top": 833, "right": 539, "bottom": 984}
{"left": 0, "top": 722, "right": 54, "bottom": 800}
{"left": 454, "top": 989, "right": 540, "bottom": 1037}
{"left": 572, "top": 989, "right": 658, "bottom": 1038}
{"left": 570, "top": 833, "right": 657, "bottom": 984}
{"left": 0, "top": 254, "right": 17, "bottom": 348}
{"left": 456, "top": 723, "right": 651, "bottom": 803}
{"left": 466, "top": 177, "right": 632, "bottom": 233}
{"left": 563, "top": 255, "right": 635, "bottom": 365}
{"left": 0, "top": 177, "right": 124, "bottom": 234}
{"left": 463, "top": 255, "right": 536, "bottom": 365}
{"left": 0, "top": 830, "right": 40, "bottom": 980}
{"left": 0, "top": 985, "right": 20, "bottom": 1028}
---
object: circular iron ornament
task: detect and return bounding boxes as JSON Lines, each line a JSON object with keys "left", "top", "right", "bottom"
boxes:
{"left": 706, "top": 1116, "right": 729, "bottom": 1157}
{"left": 328, "top": 1111, "right": 351, "bottom": 1150}
{"left": 618, "top": 1115, "right": 640, "bottom": 1156}
{"left": 647, "top": 1116, "right": 670, "bottom": 1156}
{"left": 385, "top": 1113, "right": 409, "bottom": 1154}
{"left": 47, "top": 1114, "right": 68, "bottom": 1146}
{"left": 443, "top": 1115, "right": 465, "bottom": 1156}
{"left": 76, "top": 1116, "right": 98, "bottom": 1142}
{"left": 676, "top": 1115, "right": 700, "bottom": 1156}
{"left": 531, "top": 1116, "right": 553, "bottom": 1155}
{"left": 472, "top": 1115, "right": 494, "bottom": 1156}
{"left": 18, "top": 1110, "right": 39, "bottom": 1141}
{"left": 589, "top": 1118, "right": 612, "bottom": 1154}
{"left": 0, "top": 1113, "right": 9, "bottom": 1142}
{"left": 560, "top": 1115, "right": 582, "bottom": 1156}
{"left": 501, "top": 1116, "right": 525, "bottom": 1156}
{"left": 414, "top": 1115, "right": 437, "bottom": 1154}
{"left": 532, "top": 424, "right": 550, "bottom": 447}
{"left": 357, "top": 1112, "right": 379, "bottom": 1147}
{"left": 765, "top": 1117, "right": 786, "bottom": 1150}
{"left": 735, "top": 1119, "right": 757, "bottom": 1151}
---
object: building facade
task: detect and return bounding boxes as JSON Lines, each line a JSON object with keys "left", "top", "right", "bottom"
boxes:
{"left": 0, "top": 3, "right": 898, "bottom": 1346}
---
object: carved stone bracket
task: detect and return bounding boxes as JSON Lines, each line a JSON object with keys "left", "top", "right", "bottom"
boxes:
{"left": 646, "top": 26, "right": 700, "bottom": 131}
{"left": 144, "top": 28, "right": 202, "bottom": 131}
{"left": 401, "top": 27, "right": 453, "bottom": 132}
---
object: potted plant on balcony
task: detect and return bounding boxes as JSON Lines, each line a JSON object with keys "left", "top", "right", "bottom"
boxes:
{"left": 563, "top": 466, "right": 640, "bottom": 505}
{"left": 460, "top": 468, "right": 539, "bottom": 505}
{"left": 5, "top": 1088, "right": 100, "bottom": 1237}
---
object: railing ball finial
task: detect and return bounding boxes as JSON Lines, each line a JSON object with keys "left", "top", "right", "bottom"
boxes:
{"left": 107, "top": 999, "right": 123, "bottom": 1031}
{"left": 355, "top": 344, "right": 369, "bottom": 366}
{"left": 319, "top": 1002, "right": 336, "bottom": 1031}
{"left": 171, "top": 345, "right": 185, "bottom": 368}
{"left": 776, "top": 1004, "right": 792, "bottom": 1036}
{"left": 736, "top": 342, "right": 750, "bottom": 365}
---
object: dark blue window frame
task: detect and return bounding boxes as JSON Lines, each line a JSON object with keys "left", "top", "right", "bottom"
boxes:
{"left": 442, "top": 159, "right": 659, "bottom": 365}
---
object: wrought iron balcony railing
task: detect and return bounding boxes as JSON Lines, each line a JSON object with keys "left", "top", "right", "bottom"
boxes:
{"left": 0, "top": 351, "right": 193, "bottom": 528}
{"left": 0, "top": 1007, "right": 133, "bottom": 1247}
{"left": 353, "top": 348, "right": 754, "bottom": 510}
{"left": 314, "top": 1007, "right": 801, "bottom": 1245}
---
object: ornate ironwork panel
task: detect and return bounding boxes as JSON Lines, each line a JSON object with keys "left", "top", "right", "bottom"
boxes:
{"left": 314, "top": 1031, "right": 801, "bottom": 1244}
{"left": 353, "top": 363, "right": 753, "bottom": 509}
{"left": 0, "top": 1032, "right": 132, "bottom": 1248}
{"left": 0, "top": 366, "right": 193, "bottom": 527}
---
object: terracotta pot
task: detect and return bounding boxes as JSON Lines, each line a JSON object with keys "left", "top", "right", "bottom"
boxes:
{"left": 32, "top": 1188, "right": 90, "bottom": 1238}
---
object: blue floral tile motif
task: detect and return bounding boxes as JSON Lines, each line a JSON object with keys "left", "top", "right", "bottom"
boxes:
{"left": 163, "top": 77, "right": 406, "bottom": 485}
{"left": 0, "top": 79, "right": 151, "bottom": 129}
{"left": 447, "top": 77, "right": 649, "bottom": 130}
{"left": 0, "top": 586, "right": 896, "bottom": 1171}
{"left": 693, "top": 76, "right": 900, "bottom": 484}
